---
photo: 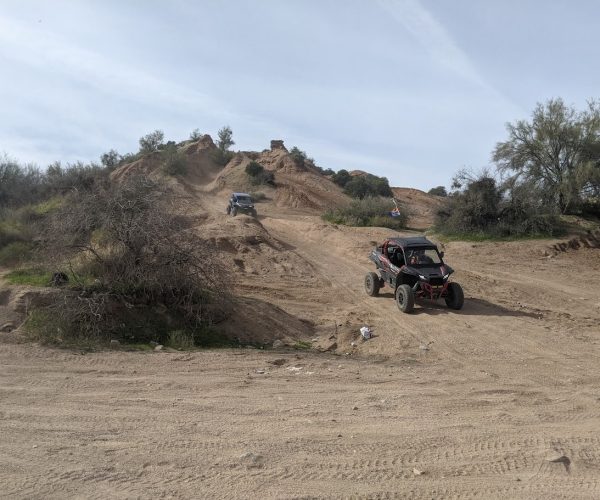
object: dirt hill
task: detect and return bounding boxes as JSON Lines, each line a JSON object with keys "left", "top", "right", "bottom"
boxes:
{"left": 2, "top": 137, "right": 600, "bottom": 498}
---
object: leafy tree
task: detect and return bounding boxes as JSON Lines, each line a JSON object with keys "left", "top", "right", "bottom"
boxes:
{"left": 493, "top": 98, "right": 600, "bottom": 213}
{"left": 289, "top": 146, "right": 307, "bottom": 167}
{"left": 436, "top": 169, "right": 560, "bottom": 237}
{"left": 213, "top": 126, "right": 235, "bottom": 166}
{"left": 343, "top": 174, "right": 393, "bottom": 199}
{"left": 139, "top": 129, "right": 165, "bottom": 154}
{"left": 428, "top": 186, "right": 447, "bottom": 197}
{"left": 332, "top": 169, "right": 352, "bottom": 187}
{"left": 189, "top": 128, "right": 202, "bottom": 141}
{"left": 217, "top": 126, "right": 234, "bottom": 152}
{"left": 100, "top": 149, "right": 121, "bottom": 169}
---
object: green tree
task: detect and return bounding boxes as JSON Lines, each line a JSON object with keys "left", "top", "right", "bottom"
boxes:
{"left": 332, "top": 169, "right": 352, "bottom": 187}
{"left": 189, "top": 128, "right": 202, "bottom": 141}
{"left": 100, "top": 149, "right": 121, "bottom": 169}
{"left": 139, "top": 130, "right": 165, "bottom": 154}
{"left": 493, "top": 98, "right": 600, "bottom": 213}
{"left": 428, "top": 186, "right": 447, "bottom": 197}
{"left": 217, "top": 126, "right": 234, "bottom": 152}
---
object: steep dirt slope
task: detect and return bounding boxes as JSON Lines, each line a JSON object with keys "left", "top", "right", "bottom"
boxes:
{"left": 209, "top": 143, "right": 349, "bottom": 212}
{"left": 392, "top": 187, "right": 446, "bottom": 229}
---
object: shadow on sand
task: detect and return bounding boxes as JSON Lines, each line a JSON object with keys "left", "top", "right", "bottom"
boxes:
{"left": 373, "top": 293, "right": 541, "bottom": 318}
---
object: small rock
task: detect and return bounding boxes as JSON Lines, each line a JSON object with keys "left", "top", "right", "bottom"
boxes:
{"left": 272, "top": 339, "right": 284, "bottom": 348}
{"left": 413, "top": 467, "right": 425, "bottom": 476}
{"left": 350, "top": 342, "right": 357, "bottom": 347}
{"left": 154, "top": 345, "right": 164, "bottom": 351}
{"left": 286, "top": 366, "right": 303, "bottom": 372}
{"left": 255, "top": 369, "right": 266, "bottom": 374}
{"left": 239, "top": 451, "right": 264, "bottom": 468}
{"left": 110, "top": 339, "right": 120, "bottom": 346}
{"left": 0, "top": 322, "right": 15, "bottom": 333}
{"left": 149, "top": 341, "right": 158, "bottom": 346}
{"left": 352, "top": 405, "right": 359, "bottom": 410}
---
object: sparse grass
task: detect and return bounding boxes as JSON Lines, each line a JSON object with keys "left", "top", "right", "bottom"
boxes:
{"left": 167, "top": 329, "right": 194, "bottom": 350}
{"left": 6, "top": 267, "right": 52, "bottom": 286}
{"left": 24, "top": 308, "right": 103, "bottom": 349}
{"left": 293, "top": 340, "right": 312, "bottom": 350}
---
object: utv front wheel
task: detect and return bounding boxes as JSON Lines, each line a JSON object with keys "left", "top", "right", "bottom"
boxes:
{"left": 231, "top": 207, "right": 238, "bottom": 217}
{"left": 445, "top": 282, "right": 464, "bottom": 310}
{"left": 365, "top": 272, "right": 380, "bottom": 296}
{"left": 395, "top": 284, "right": 414, "bottom": 313}
{"left": 249, "top": 209, "right": 257, "bottom": 217}
{"left": 226, "top": 205, "right": 231, "bottom": 215}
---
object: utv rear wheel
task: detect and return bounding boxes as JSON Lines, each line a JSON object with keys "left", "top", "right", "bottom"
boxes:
{"left": 395, "top": 284, "right": 414, "bottom": 313}
{"left": 445, "top": 282, "right": 464, "bottom": 310}
{"left": 365, "top": 272, "right": 380, "bottom": 297}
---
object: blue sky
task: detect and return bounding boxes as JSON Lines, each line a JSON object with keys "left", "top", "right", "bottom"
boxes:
{"left": 1, "top": 0, "right": 598, "bottom": 190}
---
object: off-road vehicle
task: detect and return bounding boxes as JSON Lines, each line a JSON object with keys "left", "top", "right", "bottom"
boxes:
{"left": 226, "top": 192, "right": 257, "bottom": 217}
{"left": 365, "top": 236, "right": 464, "bottom": 313}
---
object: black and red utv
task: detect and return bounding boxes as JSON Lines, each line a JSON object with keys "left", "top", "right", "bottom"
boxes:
{"left": 365, "top": 236, "right": 464, "bottom": 313}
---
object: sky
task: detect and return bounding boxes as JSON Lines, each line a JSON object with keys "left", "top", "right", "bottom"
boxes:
{"left": 1, "top": 0, "right": 599, "bottom": 190}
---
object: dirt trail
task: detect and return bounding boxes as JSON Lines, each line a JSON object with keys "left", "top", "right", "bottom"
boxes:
{"left": 2, "top": 166, "right": 600, "bottom": 498}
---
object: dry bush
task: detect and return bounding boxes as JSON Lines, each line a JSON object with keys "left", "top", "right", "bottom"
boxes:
{"left": 39, "top": 177, "right": 230, "bottom": 344}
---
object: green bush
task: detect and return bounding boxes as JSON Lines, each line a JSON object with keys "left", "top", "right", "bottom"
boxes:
{"left": 246, "top": 161, "right": 275, "bottom": 186}
{"left": 323, "top": 197, "right": 408, "bottom": 229}
{"left": 343, "top": 174, "right": 393, "bottom": 199}
{"left": 289, "top": 147, "right": 307, "bottom": 167}
{"left": 428, "top": 186, "right": 447, "bottom": 197}
{"left": 161, "top": 144, "right": 187, "bottom": 176}
{"left": 0, "top": 241, "right": 33, "bottom": 266}
{"left": 332, "top": 169, "right": 351, "bottom": 187}
{"left": 436, "top": 173, "right": 562, "bottom": 238}
{"left": 167, "top": 329, "right": 194, "bottom": 350}
{"left": 139, "top": 130, "right": 165, "bottom": 154}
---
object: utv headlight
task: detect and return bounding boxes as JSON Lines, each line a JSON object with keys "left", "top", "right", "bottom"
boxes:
{"left": 443, "top": 273, "right": 449, "bottom": 280}
{"left": 419, "top": 274, "right": 427, "bottom": 281}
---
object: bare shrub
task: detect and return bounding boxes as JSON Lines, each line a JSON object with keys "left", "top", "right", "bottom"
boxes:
{"left": 42, "top": 177, "right": 229, "bottom": 344}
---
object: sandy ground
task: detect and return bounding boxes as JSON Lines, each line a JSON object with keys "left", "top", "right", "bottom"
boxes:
{"left": 1, "top": 152, "right": 600, "bottom": 498}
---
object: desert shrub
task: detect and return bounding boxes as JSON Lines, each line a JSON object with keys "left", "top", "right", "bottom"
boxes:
{"left": 139, "top": 129, "right": 165, "bottom": 154}
{"left": 0, "top": 241, "right": 33, "bottom": 267}
{"left": 40, "top": 177, "right": 230, "bottom": 345}
{"left": 245, "top": 161, "right": 275, "bottom": 186}
{"left": 332, "top": 169, "right": 352, "bottom": 187}
{"left": 323, "top": 197, "right": 408, "bottom": 229}
{"left": 189, "top": 128, "right": 202, "bottom": 141}
{"left": 0, "top": 157, "right": 45, "bottom": 207}
{"left": 343, "top": 174, "right": 393, "bottom": 199}
{"left": 100, "top": 149, "right": 121, "bottom": 170}
{"left": 436, "top": 172, "right": 562, "bottom": 238}
{"left": 161, "top": 144, "right": 187, "bottom": 176}
{"left": 167, "top": 329, "right": 194, "bottom": 350}
{"left": 428, "top": 186, "right": 447, "bottom": 197}
{"left": 289, "top": 146, "right": 307, "bottom": 167}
